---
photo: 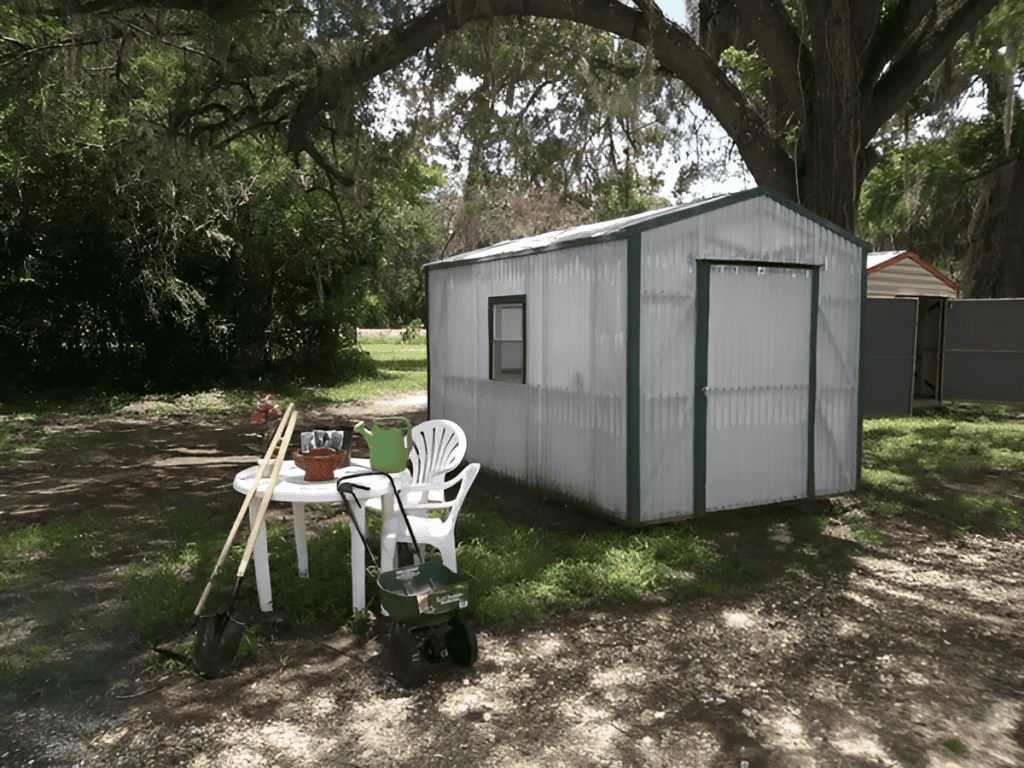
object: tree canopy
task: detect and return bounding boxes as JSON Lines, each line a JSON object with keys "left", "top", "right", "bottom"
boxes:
{"left": 1, "top": 0, "right": 1019, "bottom": 396}
{"left": 48, "top": 0, "right": 1002, "bottom": 233}
{"left": 0, "top": 2, "right": 442, "bottom": 391}
{"left": 856, "top": 0, "right": 1023, "bottom": 296}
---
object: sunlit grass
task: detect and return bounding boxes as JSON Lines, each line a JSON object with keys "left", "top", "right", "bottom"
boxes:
{"left": 310, "top": 339, "right": 426, "bottom": 401}
{"left": 861, "top": 403, "right": 1024, "bottom": 531}
{"left": 0, "top": 512, "right": 123, "bottom": 589}
{"left": 456, "top": 505, "right": 748, "bottom": 622}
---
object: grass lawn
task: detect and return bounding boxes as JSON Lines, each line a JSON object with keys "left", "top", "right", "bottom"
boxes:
{"left": 1, "top": 338, "right": 1022, "bottom": 678}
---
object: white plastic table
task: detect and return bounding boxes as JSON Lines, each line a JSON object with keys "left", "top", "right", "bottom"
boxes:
{"left": 231, "top": 457, "right": 407, "bottom": 612}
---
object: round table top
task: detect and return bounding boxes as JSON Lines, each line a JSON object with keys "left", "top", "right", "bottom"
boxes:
{"left": 232, "top": 458, "right": 407, "bottom": 503}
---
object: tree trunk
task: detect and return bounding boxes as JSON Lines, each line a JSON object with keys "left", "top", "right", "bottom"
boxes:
{"left": 799, "top": 1, "right": 861, "bottom": 232}
{"left": 963, "top": 153, "right": 1024, "bottom": 298}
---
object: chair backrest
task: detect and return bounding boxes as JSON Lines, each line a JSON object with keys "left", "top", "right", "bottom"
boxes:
{"left": 407, "top": 419, "right": 467, "bottom": 486}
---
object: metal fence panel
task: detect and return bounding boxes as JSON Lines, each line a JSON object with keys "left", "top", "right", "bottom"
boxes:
{"left": 862, "top": 298, "right": 917, "bottom": 416}
{"left": 943, "top": 299, "right": 1024, "bottom": 402}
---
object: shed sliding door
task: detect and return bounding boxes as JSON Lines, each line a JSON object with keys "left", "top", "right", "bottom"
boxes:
{"left": 697, "top": 264, "right": 814, "bottom": 513}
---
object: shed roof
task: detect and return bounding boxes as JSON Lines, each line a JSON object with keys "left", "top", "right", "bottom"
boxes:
{"left": 424, "top": 186, "right": 869, "bottom": 271}
{"left": 866, "top": 250, "right": 960, "bottom": 298}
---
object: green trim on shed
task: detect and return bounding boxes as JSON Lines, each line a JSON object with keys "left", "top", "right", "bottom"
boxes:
{"left": 807, "top": 267, "right": 820, "bottom": 498}
{"left": 626, "top": 231, "right": 642, "bottom": 526}
{"left": 694, "top": 261, "right": 820, "bottom": 515}
{"left": 693, "top": 261, "right": 710, "bottom": 516}
{"left": 425, "top": 269, "right": 432, "bottom": 420}
{"left": 857, "top": 245, "right": 869, "bottom": 489}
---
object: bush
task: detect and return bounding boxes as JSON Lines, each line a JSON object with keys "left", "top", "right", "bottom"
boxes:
{"left": 401, "top": 318, "right": 424, "bottom": 342}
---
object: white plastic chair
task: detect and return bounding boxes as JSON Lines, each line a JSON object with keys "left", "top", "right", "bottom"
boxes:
{"left": 364, "top": 419, "right": 467, "bottom": 513}
{"left": 381, "top": 462, "right": 480, "bottom": 574}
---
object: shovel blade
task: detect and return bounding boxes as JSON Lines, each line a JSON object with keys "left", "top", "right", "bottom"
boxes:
{"left": 193, "top": 610, "right": 246, "bottom": 678}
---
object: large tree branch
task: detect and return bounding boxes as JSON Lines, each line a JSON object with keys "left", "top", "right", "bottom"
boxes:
{"left": 851, "top": 0, "right": 884, "bottom": 65}
{"left": 66, "top": 0, "right": 265, "bottom": 21}
{"left": 863, "top": 0, "right": 1000, "bottom": 141}
{"left": 286, "top": 0, "right": 796, "bottom": 198}
{"left": 859, "top": 0, "right": 932, "bottom": 88}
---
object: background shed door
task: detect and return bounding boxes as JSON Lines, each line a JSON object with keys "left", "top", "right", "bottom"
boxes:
{"left": 943, "top": 299, "right": 1024, "bottom": 402}
{"left": 702, "top": 264, "right": 813, "bottom": 512}
{"left": 863, "top": 298, "right": 918, "bottom": 416}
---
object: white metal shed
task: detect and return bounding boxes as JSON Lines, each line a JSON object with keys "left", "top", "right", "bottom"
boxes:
{"left": 866, "top": 250, "right": 961, "bottom": 299}
{"left": 423, "top": 187, "right": 869, "bottom": 525}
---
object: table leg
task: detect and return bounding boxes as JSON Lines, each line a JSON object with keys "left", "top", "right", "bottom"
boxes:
{"left": 248, "top": 499, "right": 273, "bottom": 612}
{"left": 292, "top": 502, "right": 308, "bottom": 578}
{"left": 350, "top": 507, "right": 366, "bottom": 612}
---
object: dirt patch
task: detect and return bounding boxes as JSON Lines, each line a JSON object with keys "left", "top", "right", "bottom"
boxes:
{"left": 1, "top": 392, "right": 1023, "bottom": 767}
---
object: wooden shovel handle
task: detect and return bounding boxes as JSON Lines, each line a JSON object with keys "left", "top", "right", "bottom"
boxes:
{"left": 235, "top": 407, "right": 299, "bottom": 579}
{"left": 193, "top": 403, "right": 295, "bottom": 617}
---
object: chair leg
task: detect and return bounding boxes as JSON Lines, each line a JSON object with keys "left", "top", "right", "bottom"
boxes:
{"left": 439, "top": 541, "right": 457, "bottom": 573}
{"left": 381, "top": 534, "right": 398, "bottom": 572}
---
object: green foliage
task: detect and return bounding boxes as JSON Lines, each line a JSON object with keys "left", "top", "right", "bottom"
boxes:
{"left": 594, "top": 166, "right": 669, "bottom": 220}
{"left": 720, "top": 46, "right": 773, "bottom": 111}
{"left": 406, "top": 17, "right": 695, "bottom": 254}
{"left": 943, "top": 738, "right": 967, "bottom": 755}
{"left": 0, "top": 4, "right": 440, "bottom": 394}
{"left": 857, "top": 114, "right": 1009, "bottom": 272}
{"left": 857, "top": 0, "right": 1024, "bottom": 264}
{"left": 400, "top": 318, "right": 423, "bottom": 341}
{"left": 456, "top": 507, "right": 737, "bottom": 622}
{"left": 0, "top": 512, "right": 123, "bottom": 589}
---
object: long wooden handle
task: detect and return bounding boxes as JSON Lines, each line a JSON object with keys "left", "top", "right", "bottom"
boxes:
{"left": 193, "top": 403, "right": 296, "bottom": 617}
{"left": 235, "top": 407, "right": 299, "bottom": 579}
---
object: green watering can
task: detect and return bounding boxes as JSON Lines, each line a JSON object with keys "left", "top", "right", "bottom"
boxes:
{"left": 354, "top": 417, "right": 412, "bottom": 472}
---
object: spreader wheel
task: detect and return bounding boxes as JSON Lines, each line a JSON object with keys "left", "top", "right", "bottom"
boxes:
{"left": 444, "top": 613, "right": 478, "bottom": 667}
{"left": 421, "top": 633, "right": 445, "bottom": 665}
{"left": 388, "top": 623, "right": 427, "bottom": 687}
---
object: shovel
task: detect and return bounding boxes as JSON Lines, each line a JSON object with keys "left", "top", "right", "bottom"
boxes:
{"left": 193, "top": 407, "right": 298, "bottom": 678}
{"left": 192, "top": 403, "right": 295, "bottom": 620}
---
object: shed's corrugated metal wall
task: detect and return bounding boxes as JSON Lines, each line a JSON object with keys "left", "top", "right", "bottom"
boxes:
{"left": 639, "top": 195, "right": 862, "bottom": 520}
{"left": 812, "top": 230, "right": 864, "bottom": 497}
{"left": 638, "top": 217, "right": 696, "bottom": 521}
{"left": 867, "top": 259, "right": 958, "bottom": 299}
{"left": 428, "top": 242, "right": 629, "bottom": 517}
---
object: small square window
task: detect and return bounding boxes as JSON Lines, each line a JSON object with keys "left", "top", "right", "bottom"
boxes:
{"left": 489, "top": 295, "right": 525, "bottom": 383}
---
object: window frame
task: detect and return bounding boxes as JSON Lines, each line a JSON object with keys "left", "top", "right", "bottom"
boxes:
{"left": 488, "top": 294, "right": 526, "bottom": 383}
